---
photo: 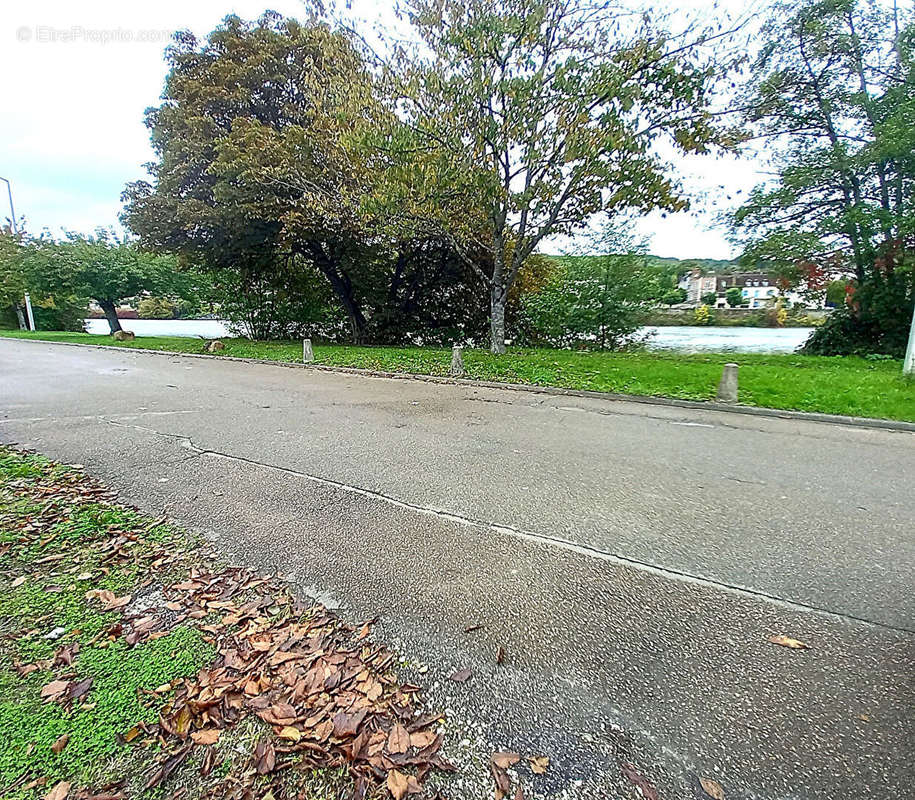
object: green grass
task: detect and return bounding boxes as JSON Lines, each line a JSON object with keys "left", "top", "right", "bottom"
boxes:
{"left": 2, "top": 329, "right": 912, "bottom": 422}
{"left": 0, "top": 628, "right": 213, "bottom": 796}
{"left": 0, "top": 450, "right": 215, "bottom": 798}
{"left": 0, "top": 448, "right": 403, "bottom": 800}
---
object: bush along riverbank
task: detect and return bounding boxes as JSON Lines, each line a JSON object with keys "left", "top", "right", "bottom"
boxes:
{"left": 1, "top": 331, "right": 912, "bottom": 422}
{"left": 642, "top": 308, "right": 829, "bottom": 328}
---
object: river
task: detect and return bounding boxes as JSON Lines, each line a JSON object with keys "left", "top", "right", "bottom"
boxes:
{"left": 83, "top": 319, "right": 814, "bottom": 354}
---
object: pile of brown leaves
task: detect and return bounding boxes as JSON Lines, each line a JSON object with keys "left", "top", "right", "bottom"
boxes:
{"left": 3, "top": 454, "right": 453, "bottom": 800}
{"left": 111, "top": 566, "right": 454, "bottom": 799}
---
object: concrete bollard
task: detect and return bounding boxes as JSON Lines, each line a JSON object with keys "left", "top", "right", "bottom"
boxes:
{"left": 716, "top": 362, "right": 739, "bottom": 403}
{"left": 302, "top": 338, "right": 314, "bottom": 364}
{"left": 450, "top": 346, "right": 465, "bottom": 377}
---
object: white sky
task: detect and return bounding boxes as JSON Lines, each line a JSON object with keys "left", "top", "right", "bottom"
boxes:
{"left": 0, "top": 0, "right": 764, "bottom": 260}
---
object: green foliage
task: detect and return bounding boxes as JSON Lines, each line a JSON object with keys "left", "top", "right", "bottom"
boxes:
{"left": 0, "top": 449, "right": 215, "bottom": 797}
{"left": 824, "top": 280, "right": 849, "bottom": 308}
{"left": 211, "top": 267, "right": 346, "bottom": 341}
{"left": 123, "top": 12, "right": 489, "bottom": 345}
{"left": 137, "top": 296, "right": 175, "bottom": 319}
{"left": 519, "top": 250, "right": 654, "bottom": 349}
{"left": 28, "top": 231, "right": 171, "bottom": 310}
{"left": 0, "top": 626, "right": 213, "bottom": 792}
{"left": 662, "top": 288, "right": 688, "bottom": 306}
{"left": 725, "top": 287, "right": 744, "bottom": 308}
{"left": 732, "top": 0, "right": 915, "bottom": 356}
{"left": 0, "top": 229, "right": 87, "bottom": 331}
{"left": 803, "top": 275, "right": 915, "bottom": 356}
{"left": 393, "top": 0, "right": 740, "bottom": 351}
{"left": 694, "top": 305, "right": 714, "bottom": 325}
{"left": 700, "top": 292, "right": 718, "bottom": 307}
{"left": 0, "top": 229, "right": 28, "bottom": 323}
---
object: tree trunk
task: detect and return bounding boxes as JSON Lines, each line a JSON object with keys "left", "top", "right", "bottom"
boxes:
{"left": 98, "top": 299, "right": 122, "bottom": 334}
{"left": 13, "top": 304, "right": 26, "bottom": 330}
{"left": 490, "top": 286, "right": 506, "bottom": 354}
{"left": 304, "top": 243, "right": 367, "bottom": 343}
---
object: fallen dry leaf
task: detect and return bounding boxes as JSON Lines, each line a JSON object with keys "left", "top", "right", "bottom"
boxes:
{"left": 387, "top": 723, "right": 411, "bottom": 755}
{"left": 69, "top": 677, "right": 93, "bottom": 701}
{"left": 190, "top": 728, "right": 220, "bottom": 745}
{"left": 143, "top": 743, "right": 192, "bottom": 790}
{"left": 492, "top": 752, "right": 521, "bottom": 769}
{"left": 700, "top": 777, "right": 725, "bottom": 799}
{"left": 496, "top": 645, "right": 505, "bottom": 665}
{"left": 621, "top": 762, "right": 659, "bottom": 800}
{"left": 12, "top": 576, "right": 26, "bottom": 588}
{"left": 529, "top": 755, "right": 549, "bottom": 774}
{"left": 44, "top": 780, "right": 71, "bottom": 800}
{"left": 387, "top": 769, "right": 409, "bottom": 800}
{"left": 491, "top": 762, "right": 512, "bottom": 800}
{"left": 449, "top": 667, "right": 472, "bottom": 683}
{"left": 51, "top": 733, "right": 70, "bottom": 754}
{"left": 769, "top": 634, "right": 809, "bottom": 650}
{"left": 40, "top": 679, "right": 70, "bottom": 702}
{"left": 122, "top": 725, "right": 142, "bottom": 743}
{"left": 255, "top": 739, "right": 276, "bottom": 774}
{"left": 409, "top": 730, "right": 437, "bottom": 750}
{"left": 277, "top": 726, "right": 302, "bottom": 742}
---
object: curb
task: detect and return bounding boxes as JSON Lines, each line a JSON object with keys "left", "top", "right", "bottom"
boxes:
{"left": 6, "top": 336, "right": 915, "bottom": 434}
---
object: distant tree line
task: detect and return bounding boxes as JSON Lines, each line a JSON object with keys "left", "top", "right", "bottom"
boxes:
{"left": 3, "top": 0, "right": 911, "bottom": 357}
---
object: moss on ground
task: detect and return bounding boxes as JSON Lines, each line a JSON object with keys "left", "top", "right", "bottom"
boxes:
{"left": 0, "top": 450, "right": 215, "bottom": 798}
{"left": 0, "top": 448, "right": 419, "bottom": 800}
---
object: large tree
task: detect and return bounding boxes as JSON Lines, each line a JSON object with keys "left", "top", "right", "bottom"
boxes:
{"left": 731, "top": 0, "right": 915, "bottom": 357}
{"left": 124, "top": 12, "right": 491, "bottom": 344}
{"left": 391, "top": 0, "right": 738, "bottom": 352}
{"left": 123, "top": 13, "right": 375, "bottom": 339}
{"left": 25, "top": 231, "right": 174, "bottom": 333}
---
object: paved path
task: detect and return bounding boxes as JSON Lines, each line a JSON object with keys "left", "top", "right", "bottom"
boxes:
{"left": 2, "top": 338, "right": 913, "bottom": 799}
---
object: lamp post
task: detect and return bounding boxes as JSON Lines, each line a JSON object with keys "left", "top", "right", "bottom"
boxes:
{"left": 904, "top": 297, "right": 915, "bottom": 377}
{"left": 0, "top": 176, "right": 33, "bottom": 331}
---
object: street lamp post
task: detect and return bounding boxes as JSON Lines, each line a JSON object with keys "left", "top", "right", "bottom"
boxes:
{"left": 904, "top": 297, "right": 915, "bottom": 377}
{"left": 0, "top": 176, "right": 34, "bottom": 331}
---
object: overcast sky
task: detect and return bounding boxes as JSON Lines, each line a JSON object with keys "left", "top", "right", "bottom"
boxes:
{"left": 0, "top": 0, "right": 764, "bottom": 260}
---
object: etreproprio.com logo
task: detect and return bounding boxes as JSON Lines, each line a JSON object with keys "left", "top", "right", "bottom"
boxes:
{"left": 16, "top": 25, "right": 173, "bottom": 45}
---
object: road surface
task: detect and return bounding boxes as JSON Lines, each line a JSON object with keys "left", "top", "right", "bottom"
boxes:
{"left": 2, "top": 338, "right": 913, "bottom": 799}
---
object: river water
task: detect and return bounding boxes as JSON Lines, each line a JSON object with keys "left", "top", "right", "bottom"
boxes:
{"left": 83, "top": 319, "right": 814, "bottom": 354}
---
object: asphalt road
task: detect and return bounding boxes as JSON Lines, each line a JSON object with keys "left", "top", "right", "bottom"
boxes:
{"left": 2, "top": 338, "right": 913, "bottom": 799}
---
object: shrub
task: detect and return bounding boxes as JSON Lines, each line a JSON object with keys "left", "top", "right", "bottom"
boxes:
{"left": 802, "top": 274, "right": 914, "bottom": 357}
{"left": 693, "top": 304, "right": 714, "bottom": 325}
{"left": 661, "top": 287, "right": 688, "bottom": 306}
{"left": 137, "top": 297, "right": 175, "bottom": 319}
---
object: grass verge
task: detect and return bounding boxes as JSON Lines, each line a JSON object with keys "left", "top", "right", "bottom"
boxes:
{"left": 1, "top": 329, "right": 913, "bottom": 422}
{"left": 0, "top": 447, "right": 451, "bottom": 800}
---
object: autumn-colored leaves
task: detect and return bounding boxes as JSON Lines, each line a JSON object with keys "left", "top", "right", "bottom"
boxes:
{"left": 489, "top": 752, "right": 550, "bottom": 800}
{"left": 3, "top": 452, "right": 454, "bottom": 800}
{"left": 126, "top": 565, "right": 455, "bottom": 797}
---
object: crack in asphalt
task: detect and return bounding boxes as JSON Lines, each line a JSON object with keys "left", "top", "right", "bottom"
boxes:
{"left": 103, "top": 417, "right": 915, "bottom": 637}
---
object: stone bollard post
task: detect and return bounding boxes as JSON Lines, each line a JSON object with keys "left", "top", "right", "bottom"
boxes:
{"left": 302, "top": 338, "right": 314, "bottom": 364}
{"left": 716, "top": 362, "right": 739, "bottom": 403}
{"left": 450, "top": 346, "right": 465, "bottom": 377}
